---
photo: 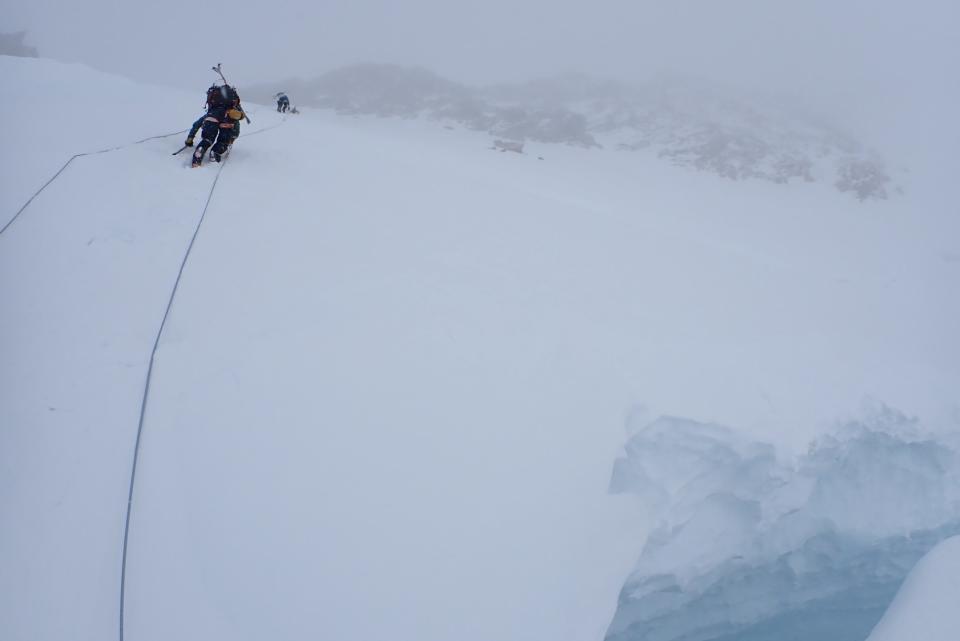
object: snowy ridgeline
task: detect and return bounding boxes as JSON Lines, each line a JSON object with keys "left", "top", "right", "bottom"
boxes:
{"left": 0, "top": 32, "right": 38, "bottom": 58}
{"left": 606, "top": 408, "right": 960, "bottom": 641}
{"left": 249, "top": 64, "right": 892, "bottom": 200}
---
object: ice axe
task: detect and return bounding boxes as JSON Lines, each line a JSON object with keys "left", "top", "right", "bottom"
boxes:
{"left": 212, "top": 63, "right": 251, "bottom": 124}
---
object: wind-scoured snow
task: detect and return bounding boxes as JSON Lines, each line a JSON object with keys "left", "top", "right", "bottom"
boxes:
{"left": 2, "top": 56, "right": 959, "bottom": 641}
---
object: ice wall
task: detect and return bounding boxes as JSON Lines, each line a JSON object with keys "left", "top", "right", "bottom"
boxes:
{"left": 606, "top": 407, "right": 960, "bottom": 641}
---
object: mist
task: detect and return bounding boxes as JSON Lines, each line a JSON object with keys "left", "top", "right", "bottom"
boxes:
{"left": 6, "top": 0, "right": 959, "bottom": 152}
{"left": 4, "top": 2, "right": 960, "bottom": 641}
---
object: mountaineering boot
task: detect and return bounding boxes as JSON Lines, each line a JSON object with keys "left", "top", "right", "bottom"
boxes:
{"left": 210, "top": 150, "right": 222, "bottom": 163}
{"left": 191, "top": 149, "right": 203, "bottom": 168}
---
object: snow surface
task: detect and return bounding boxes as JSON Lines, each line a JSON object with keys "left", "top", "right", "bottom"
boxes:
{"left": 867, "top": 536, "right": 960, "bottom": 641}
{"left": 2, "top": 55, "right": 959, "bottom": 640}
{"left": 249, "top": 64, "right": 896, "bottom": 200}
{"left": 0, "top": 57, "right": 206, "bottom": 228}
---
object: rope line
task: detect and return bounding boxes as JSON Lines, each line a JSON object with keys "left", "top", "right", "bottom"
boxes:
{"left": 3, "top": 110, "right": 286, "bottom": 637}
{"left": 117, "top": 116, "right": 285, "bottom": 640}
{"left": 0, "top": 130, "right": 188, "bottom": 236}
{"left": 117, "top": 157, "right": 226, "bottom": 641}
{"left": 3, "top": 119, "right": 286, "bottom": 237}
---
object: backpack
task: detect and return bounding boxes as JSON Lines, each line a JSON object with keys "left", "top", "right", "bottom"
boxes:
{"left": 206, "top": 85, "right": 224, "bottom": 108}
{"left": 206, "top": 85, "right": 239, "bottom": 109}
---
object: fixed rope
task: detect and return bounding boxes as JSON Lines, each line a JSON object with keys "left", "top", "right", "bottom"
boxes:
{"left": 0, "top": 130, "right": 187, "bottom": 236}
{"left": 2, "top": 113, "right": 288, "bottom": 637}
{"left": 2, "top": 118, "right": 287, "bottom": 237}
{"left": 117, "top": 156, "right": 226, "bottom": 641}
{"left": 118, "top": 117, "right": 285, "bottom": 640}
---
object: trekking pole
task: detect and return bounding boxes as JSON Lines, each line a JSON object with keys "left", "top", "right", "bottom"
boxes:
{"left": 212, "top": 63, "right": 252, "bottom": 124}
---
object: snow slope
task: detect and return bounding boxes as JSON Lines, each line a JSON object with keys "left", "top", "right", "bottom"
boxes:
{"left": 0, "top": 57, "right": 286, "bottom": 641}
{"left": 2, "top": 56, "right": 959, "bottom": 641}
{"left": 250, "top": 64, "right": 896, "bottom": 200}
{"left": 0, "top": 57, "right": 207, "bottom": 230}
{"left": 867, "top": 536, "right": 960, "bottom": 641}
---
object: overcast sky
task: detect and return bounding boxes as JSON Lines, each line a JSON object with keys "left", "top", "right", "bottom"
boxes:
{"left": 6, "top": 0, "right": 959, "bottom": 146}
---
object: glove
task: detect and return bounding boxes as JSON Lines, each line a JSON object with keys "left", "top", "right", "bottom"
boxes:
{"left": 226, "top": 108, "right": 244, "bottom": 121}
{"left": 185, "top": 137, "right": 194, "bottom": 147}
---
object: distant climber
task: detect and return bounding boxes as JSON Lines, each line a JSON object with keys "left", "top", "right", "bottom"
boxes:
{"left": 185, "top": 84, "right": 246, "bottom": 167}
{"left": 276, "top": 92, "right": 290, "bottom": 113}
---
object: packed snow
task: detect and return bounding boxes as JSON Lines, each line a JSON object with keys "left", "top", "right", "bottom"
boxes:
{"left": 1, "top": 55, "right": 958, "bottom": 641}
